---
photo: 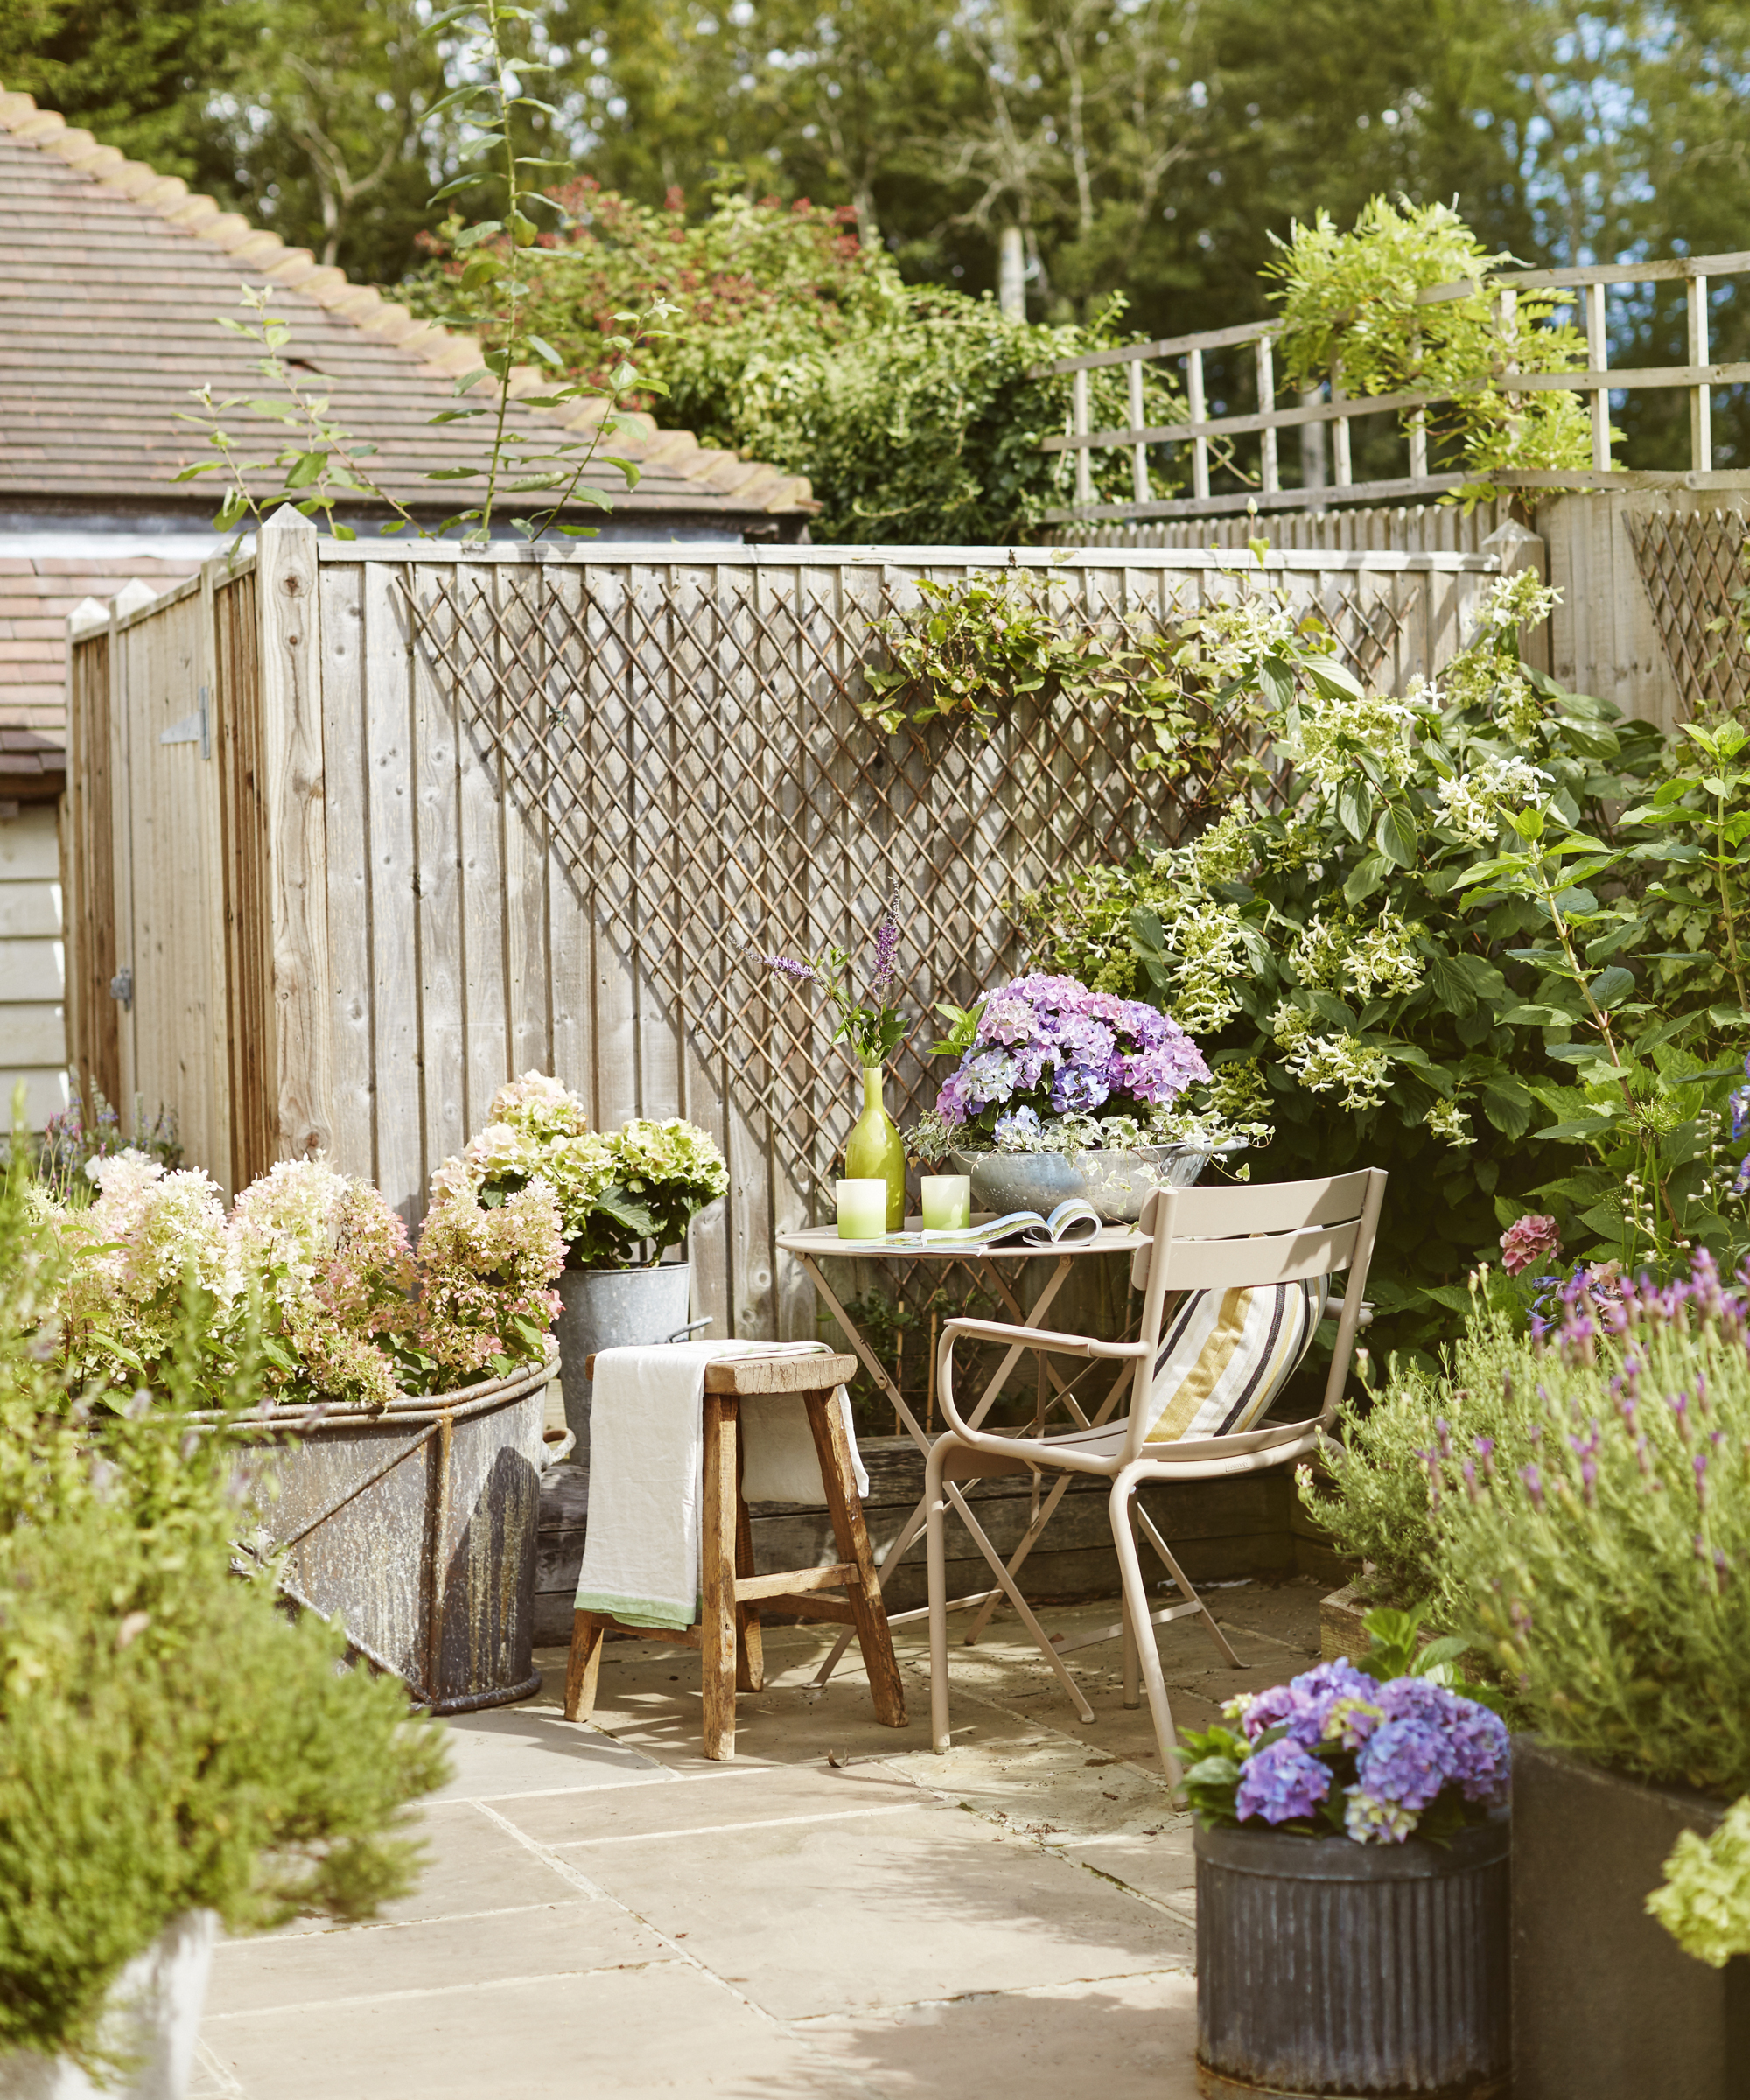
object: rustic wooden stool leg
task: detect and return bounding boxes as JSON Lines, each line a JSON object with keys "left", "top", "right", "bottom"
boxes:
{"left": 700, "top": 1393, "right": 739, "bottom": 1758}
{"left": 565, "top": 1610, "right": 607, "bottom": 1721}
{"left": 734, "top": 1468, "right": 765, "bottom": 1694}
{"left": 804, "top": 1392, "right": 907, "bottom": 1729}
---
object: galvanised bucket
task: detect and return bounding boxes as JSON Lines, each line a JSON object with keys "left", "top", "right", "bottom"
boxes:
{"left": 231, "top": 1351, "right": 557, "bottom": 1714}
{"left": 1194, "top": 1815, "right": 1509, "bottom": 2099}
{"left": 553, "top": 1262, "right": 696, "bottom": 1468}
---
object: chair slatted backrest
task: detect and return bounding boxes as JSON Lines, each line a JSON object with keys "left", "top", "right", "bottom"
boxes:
{"left": 1122, "top": 1169, "right": 1388, "bottom": 1456}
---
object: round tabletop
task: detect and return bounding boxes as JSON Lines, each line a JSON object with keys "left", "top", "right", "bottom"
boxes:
{"left": 775, "top": 1218, "right": 1145, "bottom": 1260}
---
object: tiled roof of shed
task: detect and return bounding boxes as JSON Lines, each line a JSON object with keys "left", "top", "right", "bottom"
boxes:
{"left": 0, "top": 89, "right": 815, "bottom": 523}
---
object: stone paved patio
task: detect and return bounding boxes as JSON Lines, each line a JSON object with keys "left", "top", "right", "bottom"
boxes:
{"left": 191, "top": 1578, "right": 1326, "bottom": 2099}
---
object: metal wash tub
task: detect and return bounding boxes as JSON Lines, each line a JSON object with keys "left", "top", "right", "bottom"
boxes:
{"left": 231, "top": 1351, "right": 561, "bottom": 1714}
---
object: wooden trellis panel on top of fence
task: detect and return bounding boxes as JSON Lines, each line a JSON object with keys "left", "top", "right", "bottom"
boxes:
{"left": 66, "top": 514, "right": 1504, "bottom": 1342}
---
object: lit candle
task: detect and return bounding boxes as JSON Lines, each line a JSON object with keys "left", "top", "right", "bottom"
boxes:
{"left": 920, "top": 1174, "right": 972, "bottom": 1230}
{"left": 836, "top": 1178, "right": 889, "bottom": 1240}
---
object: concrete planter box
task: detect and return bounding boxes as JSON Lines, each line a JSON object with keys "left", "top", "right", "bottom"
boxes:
{"left": 1194, "top": 1815, "right": 1509, "bottom": 2097}
{"left": 1512, "top": 1737, "right": 1750, "bottom": 2099}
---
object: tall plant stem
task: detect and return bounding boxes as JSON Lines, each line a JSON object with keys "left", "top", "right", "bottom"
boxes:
{"left": 1714, "top": 780, "right": 1748, "bottom": 1012}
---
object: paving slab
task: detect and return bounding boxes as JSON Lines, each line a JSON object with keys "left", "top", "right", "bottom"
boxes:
{"left": 200, "top": 1961, "right": 866, "bottom": 2100}
{"left": 500, "top": 1754, "right": 928, "bottom": 1849}
{"left": 571, "top": 1802, "right": 1191, "bottom": 2019}
{"left": 430, "top": 1703, "right": 670, "bottom": 1801}
{"left": 886, "top": 1733, "right": 1173, "bottom": 1840}
{"left": 800, "top": 1969, "right": 1202, "bottom": 2099}
{"left": 205, "top": 1897, "right": 666, "bottom": 2016}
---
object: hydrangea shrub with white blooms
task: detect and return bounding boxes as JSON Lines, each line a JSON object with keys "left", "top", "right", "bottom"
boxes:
{"left": 1028, "top": 566, "right": 1750, "bottom": 1362}
{"left": 440, "top": 1070, "right": 729, "bottom": 1270}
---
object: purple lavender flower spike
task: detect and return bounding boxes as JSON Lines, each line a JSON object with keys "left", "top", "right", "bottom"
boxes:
{"left": 1235, "top": 1739, "right": 1332, "bottom": 1825}
{"left": 1521, "top": 1463, "right": 1545, "bottom": 1512}
{"left": 869, "top": 895, "right": 900, "bottom": 1004}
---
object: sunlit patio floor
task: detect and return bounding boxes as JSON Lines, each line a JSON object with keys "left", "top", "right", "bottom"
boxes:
{"left": 191, "top": 1578, "right": 1326, "bottom": 2099}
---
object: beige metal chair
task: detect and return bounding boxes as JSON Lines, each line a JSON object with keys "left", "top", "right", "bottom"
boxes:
{"left": 924, "top": 1169, "right": 1387, "bottom": 1789}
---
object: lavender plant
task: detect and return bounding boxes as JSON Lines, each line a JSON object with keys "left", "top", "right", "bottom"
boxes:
{"left": 1180, "top": 1621, "right": 1510, "bottom": 1845}
{"left": 757, "top": 893, "right": 908, "bottom": 1068}
{"left": 1305, "top": 1252, "right": 1750, "bottom": 1794}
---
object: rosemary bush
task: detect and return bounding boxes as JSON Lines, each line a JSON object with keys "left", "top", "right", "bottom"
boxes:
{"left": 1304, "top": 1257, "right": 1750, "bottom": 1796}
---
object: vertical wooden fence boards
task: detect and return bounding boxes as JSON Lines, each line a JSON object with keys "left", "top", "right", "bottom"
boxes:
{"left": 66, "top": 522, "right": 1502, "bottom": 1340}
{"left": 64, "top": 616, "right": 118, "bottom": 1111}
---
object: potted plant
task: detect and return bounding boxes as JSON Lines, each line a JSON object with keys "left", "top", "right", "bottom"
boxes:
{"left": 440, "top": 1074, "right": 728, "bottom": 1463}
{"left": 1181, "top": 1614, "right": 1512, "bottom": 2098}
{"left": 1302, "top": 1253, "right": 1750, "bottom": 2099}
{"left": 758, "top": 896, "right": 910, "bottom": 1230}
{"left": 908, "top": 970, "right": 1250, "bottom": 1220}
{"left": 41, "top": 1144, "right": 570, "bottom": 1713}
{"left": 0, "top": 1142, "right": 447, "bottom": 2100}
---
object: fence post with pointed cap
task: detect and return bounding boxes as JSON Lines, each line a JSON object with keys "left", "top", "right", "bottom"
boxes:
{"left": 257, "top": 503, "right": 332, "bottom": 1161}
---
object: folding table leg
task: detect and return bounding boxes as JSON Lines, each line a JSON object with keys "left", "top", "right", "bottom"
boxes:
{"left": 564, "top": 1610, "right": 607, "bottom": 1722}
{"left": 700, "top": 1395, "right": 739, "bottom": 1758}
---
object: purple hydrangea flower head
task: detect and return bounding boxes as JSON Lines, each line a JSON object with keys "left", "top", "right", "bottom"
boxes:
{"left": 1235, "top": 1738, "right": 1332, "bottom": 1825}
{"left": 1241, "top": 1659, "right": 1382, "bottom": 1747}
{"left": 1322, "top": 1694, "right": 1386, "bottom": 1751}
{"left": 931, "top": 972, "right": 1210, "bottom": 1130}
{"left": 993, "top": 1105, "right": 1044, "bottom": 1147}
{"left": 1354, "top": 1716, "right": 1452, "bottom": 1811}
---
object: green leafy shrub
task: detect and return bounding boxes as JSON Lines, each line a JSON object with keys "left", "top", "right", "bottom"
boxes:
{"left": 406, "top": 186, "right": 1185, "bottom": 542}
{"left": 1264, "top": 196, "right": 1603, "bottom": 503}
{"left": 0, "top": 1141, "right": 449, "bottom": 2075}
{"left": 1303, "top": 1258, "right": 1750, "bottom": 1795}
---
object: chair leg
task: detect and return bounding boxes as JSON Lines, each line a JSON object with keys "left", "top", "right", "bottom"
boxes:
{"left": 1120, "top": 1578, "right": 1141, "bottom": 1712}
{"left": 1133, "top": 1506, "right": 1243, "bottom": 1670}
{"left": 565, "top": 1610, "right": 606, "bottom": 1722}
{"left": 1110, "top": 1468, "right": 1183, "bottom": 1794}
{"left": 927, "top": 1445, "right": 954, "bottom": 1754}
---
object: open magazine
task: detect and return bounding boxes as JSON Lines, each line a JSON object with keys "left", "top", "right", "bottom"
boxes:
{"left": 878, "top": 1197, "right": 1103, "bottom": 1250}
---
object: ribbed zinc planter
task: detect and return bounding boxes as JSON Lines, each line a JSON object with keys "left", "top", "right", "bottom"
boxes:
{"left": 226, "top": 1352, "right": 555, "bottom": 1714}
{"left": 1194, "top": 1815, "right": 1509, "bottom": 2099}
{"left": 554, "top": 1262, "right": 695, "bottom": 1468}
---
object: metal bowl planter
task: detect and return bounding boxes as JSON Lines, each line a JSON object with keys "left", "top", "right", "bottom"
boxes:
{"left": 1194, "top": 1815, "right": 1510, "bottom": 2099}
{"left": 948, "top": 1143, "right": 1222, "bottom": 1223}
{"left": 228, "top": 1350, "right": 559, "bottom": 1715}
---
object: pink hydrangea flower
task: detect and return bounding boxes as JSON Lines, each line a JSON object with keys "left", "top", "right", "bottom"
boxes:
{"left": 1501, "top": 1214, "right": 1562, "bottom": 1276}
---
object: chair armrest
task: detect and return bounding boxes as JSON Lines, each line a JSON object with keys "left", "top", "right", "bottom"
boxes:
{"left": 942, "top": 1316, "right": 1151, "bottom": 1362}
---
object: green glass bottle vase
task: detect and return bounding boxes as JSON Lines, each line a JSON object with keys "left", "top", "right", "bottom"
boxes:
{"left": 844, "top": 1064, "right": 906, "bottom": 1229}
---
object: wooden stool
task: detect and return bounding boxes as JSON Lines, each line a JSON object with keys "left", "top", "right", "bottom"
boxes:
{"left": 562, "top": 1351, "right": 907, "bottom": 1759}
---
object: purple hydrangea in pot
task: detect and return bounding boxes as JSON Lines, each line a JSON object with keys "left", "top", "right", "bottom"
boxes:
{"left": 1183, "top": 1609, "right": 1512, "bottom": 2097}
{"left": 910, "top": 971, "right": 1227, "bottom": 1220}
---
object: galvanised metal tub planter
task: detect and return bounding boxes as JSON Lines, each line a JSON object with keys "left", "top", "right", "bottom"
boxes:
{"left": 229, "top": 1349, "right": 558, "bottom": 1715}
{"left": 1194, "top": 1814, "right": 1510, "bottom": 2099}
{"left": 553, "top": 1262, "right": 699, "bottom": 1468}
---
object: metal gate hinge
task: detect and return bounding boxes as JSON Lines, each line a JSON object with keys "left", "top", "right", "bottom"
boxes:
{"left": 109, "top": 964, "right": 132, "bottom": 1009}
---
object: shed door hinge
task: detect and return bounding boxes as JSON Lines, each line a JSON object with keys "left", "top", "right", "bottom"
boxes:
{"left": 109, "top": 964, "right": 133, "bottom": 1009}
{"left": 159, "top": 685, "right": 211, "bottom": 760}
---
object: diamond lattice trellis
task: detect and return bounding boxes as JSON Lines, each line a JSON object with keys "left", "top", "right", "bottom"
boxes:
{"left": 398, "top": 558, "right": 1437, "bottom": 1224}
{"left": 1627, "top": 508, "right": 1750, "bottom": 718}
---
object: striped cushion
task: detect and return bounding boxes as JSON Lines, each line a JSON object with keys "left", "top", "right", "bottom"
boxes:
{"left": 1143, "top": 1278, "right": 1327, "bottom": 1443}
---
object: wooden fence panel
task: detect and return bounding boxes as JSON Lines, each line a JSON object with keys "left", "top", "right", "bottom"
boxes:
{"left": 65, "top": 626, "right": 119, "bottom": 1110}
{"left": 74, "top": 539, "right": 1502, "bottom": 1339}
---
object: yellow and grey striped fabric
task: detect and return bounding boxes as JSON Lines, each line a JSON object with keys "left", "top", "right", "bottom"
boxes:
{"left": 1143, "top": 1278, "right": 1327, "bottom": 1442}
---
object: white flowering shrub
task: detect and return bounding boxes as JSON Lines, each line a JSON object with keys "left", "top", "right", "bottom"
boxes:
{"left": 1024, "top": 566, "right": 1750, "bottom": 1368}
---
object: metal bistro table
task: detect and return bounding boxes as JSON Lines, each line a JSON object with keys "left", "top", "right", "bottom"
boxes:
{"left": 774, "top": 1217, "right": 1147, "bottom": 1719}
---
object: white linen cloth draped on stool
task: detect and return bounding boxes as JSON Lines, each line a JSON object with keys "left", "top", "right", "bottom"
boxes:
{"left": 574, "top": 1340, "right": 868, "bottom": 1631}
